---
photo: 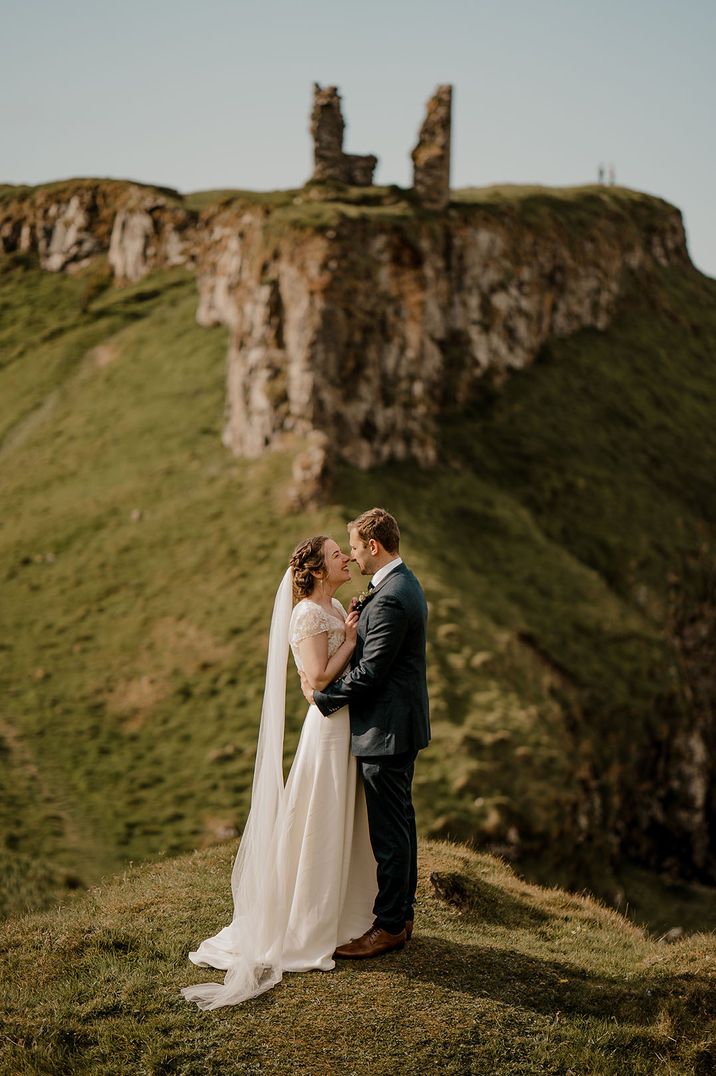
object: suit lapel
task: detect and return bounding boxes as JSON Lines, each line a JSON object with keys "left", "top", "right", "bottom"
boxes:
{"left": 365, "top": 562, "right": 408, "bottom": 602}
{"left": 354, "top": 564, "right": 409, "bottom": 666}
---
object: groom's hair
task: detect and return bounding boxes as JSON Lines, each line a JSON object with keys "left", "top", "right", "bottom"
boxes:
{"left": 348, "top": 508, "right": 400, "bottom": 554}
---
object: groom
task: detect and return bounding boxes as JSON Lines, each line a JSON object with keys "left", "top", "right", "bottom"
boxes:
{"left": 302, "top": 507, "right": 430, "bottom": 958}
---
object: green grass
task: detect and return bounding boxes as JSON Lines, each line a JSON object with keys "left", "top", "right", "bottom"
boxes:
{"left": 0, "top": 253, "right": 366, "bottom": 918}
{"left": 451, "top": 184, "right": 689, "bottom": 258}
{"left": 452, "top": 182, "right": 673, "bottom": 213}
{"left": 0, "top": 194, "right": 715, "bottom": 936}
{"left": 1, "top": 838, "right": 714, "bottom": 1075}
{"left": 181, "top": 187, "right": 300, "bottom": 213}
{"left": 1, "top": 177, "right": 686, "bottom": 249}
{"left": 0, "top": 178, "right": 183, "bottom": 208}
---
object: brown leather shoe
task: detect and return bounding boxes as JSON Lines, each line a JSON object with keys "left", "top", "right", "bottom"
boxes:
{"left": 405, "top": 918, "right": 413, "bottom": 941}
{"left": 334, "top": 925, "right": 407, "bottom": 959}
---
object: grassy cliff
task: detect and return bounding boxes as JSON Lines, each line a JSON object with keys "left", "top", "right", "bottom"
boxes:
{"left": 1, "top": 188, "right": 715, "bottom": 931}
{"left": 1, "top": 838, "right": 715, "bottom": 1075}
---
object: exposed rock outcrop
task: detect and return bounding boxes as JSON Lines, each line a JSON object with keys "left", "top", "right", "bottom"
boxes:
{"left": 412, "top": 84, "right": 452, "bottom": 210}
{"left": 108, "top": 201, "right": 194, "bottom": 283}
{"left": 0, "top": 180, "right": 195, "bottom": 282}
{"left": 285, "top": 430, "right": 332, "bottom": 511}
{"left": 661, "top": 556, "right": 716, "bottom": 878}
{"left": 1, "top": 178, "right": 690, "bottom": 474}
{"left": 205, "top": 190, "right": 689, "bottom": 470}
{"left": 0, "top": 186, "right": 109, "bottom": 273}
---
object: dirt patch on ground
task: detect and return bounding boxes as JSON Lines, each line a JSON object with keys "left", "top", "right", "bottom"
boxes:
{"left": 147, "top": 617, "right": 233, "bottom": 672}
{"left": 106, "top": 674, "right": 169, "bottom": 731}
{"left": 106, "top": 618, "right": 233, "bottom": 731}
{"left": 89, "top": 342, "right": 121, "bottom": 368}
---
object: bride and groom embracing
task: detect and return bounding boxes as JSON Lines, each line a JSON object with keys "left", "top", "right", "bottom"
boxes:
{"left": 181, "top": 507, "right": 430, "bottom": 1010}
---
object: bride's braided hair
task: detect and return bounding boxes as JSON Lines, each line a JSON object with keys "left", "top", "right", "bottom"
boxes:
{"left": 289, "top": 535, "right": 329, "bottom": 603}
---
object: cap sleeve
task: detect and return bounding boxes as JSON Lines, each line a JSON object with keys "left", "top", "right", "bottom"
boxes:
{"left": 290, "top": 601, "right": 330, "bottom": 647}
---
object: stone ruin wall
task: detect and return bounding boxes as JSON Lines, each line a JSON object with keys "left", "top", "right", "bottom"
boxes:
{"left": 310, "top": 81, "right": 453, "bottom": 211}
{"left": 310, "top": 84, "right": 378, "bottom": 187}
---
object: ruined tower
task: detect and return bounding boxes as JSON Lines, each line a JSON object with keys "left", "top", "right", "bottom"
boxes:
{"left": 309, "top": 83, "right": 378, "bottom": 186}
{"left": 411, "top": 85, "right": 453, "bottom": 211}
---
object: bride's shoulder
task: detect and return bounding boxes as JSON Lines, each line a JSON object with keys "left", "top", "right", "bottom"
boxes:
{"left": 290, "top": 598, "right": 324, "bottom": 626}
{"left": 291, "top": 598, "right": 316, "bottom": 619}
{"left": 290, "top": 599, "right": 332, "bottom": 642}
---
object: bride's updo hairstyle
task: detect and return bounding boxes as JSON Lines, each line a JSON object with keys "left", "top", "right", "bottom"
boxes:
{"left": 289, "top": 535, "right": 330, "bottom": 603}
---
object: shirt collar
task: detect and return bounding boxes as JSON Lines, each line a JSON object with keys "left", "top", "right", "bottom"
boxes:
{"left": 371, "top": 556, "right": 403, "bottom": 588}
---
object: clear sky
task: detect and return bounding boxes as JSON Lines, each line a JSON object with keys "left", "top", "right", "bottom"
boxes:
{"left": 3, "top": 0, "right": 715, "bottom": 277}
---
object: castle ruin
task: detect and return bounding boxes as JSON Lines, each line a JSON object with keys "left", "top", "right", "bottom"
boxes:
{"left": 309, "top": 84, "right": 378, "bottom": 186}
{"left": 309, "top": 82, "right": 453, "bottom": 209}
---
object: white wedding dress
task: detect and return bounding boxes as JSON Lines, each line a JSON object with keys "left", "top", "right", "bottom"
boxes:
{"left": 181, "top": 571, "right": 377, "bottom": 1010}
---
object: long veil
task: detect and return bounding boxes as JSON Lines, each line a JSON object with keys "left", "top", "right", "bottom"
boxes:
{"left": 180, "top": 567, "right": 293, "bottom": 1009}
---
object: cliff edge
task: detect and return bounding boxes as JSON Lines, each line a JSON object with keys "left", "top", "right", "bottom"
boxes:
{"left": 0, "top": 178, "right": 691, "bottom": 473}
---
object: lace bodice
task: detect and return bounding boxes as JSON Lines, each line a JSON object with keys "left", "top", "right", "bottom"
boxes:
{"left": 289, "top": 598, "right": 347, "bottom": 672}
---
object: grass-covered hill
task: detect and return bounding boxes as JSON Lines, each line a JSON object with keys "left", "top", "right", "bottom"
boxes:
{"left": 1, "top": 187, "right": 715, "bottom": 934}
{"left": 2, "top": 838, "right": 715, "bottom": 1075}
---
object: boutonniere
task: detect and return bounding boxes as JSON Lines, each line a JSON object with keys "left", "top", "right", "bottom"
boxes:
{"left": 351, "top": 588, "right": 376, "bottom": 613}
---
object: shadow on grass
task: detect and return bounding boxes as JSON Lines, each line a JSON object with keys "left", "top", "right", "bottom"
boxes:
{"left": 428, "top": 873, "right": 551, "bottom": 929}
{"left": 340, "top": 934, "right": 716, "bottom": 1028}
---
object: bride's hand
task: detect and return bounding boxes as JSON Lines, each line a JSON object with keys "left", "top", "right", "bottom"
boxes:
{"left": 344, "top": 611, "right": 359, "bottom": 647}
{"left": 299, "top": 670, "right": 314, "bottom": 702}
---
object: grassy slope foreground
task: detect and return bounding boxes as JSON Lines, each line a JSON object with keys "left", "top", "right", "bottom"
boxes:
{"left": 0, "top": 198, "right": 715, "bottom": 932}
{"left": 1, "top": 838, "right": 715, "bottom": 1075}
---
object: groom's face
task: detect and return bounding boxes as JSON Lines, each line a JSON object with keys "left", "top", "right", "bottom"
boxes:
{"left": 348, "top": 528, "right": 375, "bottom": 576}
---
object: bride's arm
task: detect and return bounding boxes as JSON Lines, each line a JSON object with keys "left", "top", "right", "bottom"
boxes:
{"left": 298, "top": 615, "right": 359, "bottom": 691}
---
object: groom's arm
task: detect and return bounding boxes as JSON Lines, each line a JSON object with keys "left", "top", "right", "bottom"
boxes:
{"left": 313, "top": 593, "right": 409, "bottom": 716}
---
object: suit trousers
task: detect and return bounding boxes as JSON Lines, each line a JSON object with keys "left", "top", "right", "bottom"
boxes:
{"left": 358, "top": 749, "right": 418, "bottom": 934}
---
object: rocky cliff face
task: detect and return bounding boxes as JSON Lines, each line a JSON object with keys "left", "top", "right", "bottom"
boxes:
{"left": 196, "top": 189, "right": 689, "bottom": 473}
{"left": 0, "top": 179, "right": 195, "bottom": 281}
{"left": 1, "top": 180, "right": 690, "bottom": 475}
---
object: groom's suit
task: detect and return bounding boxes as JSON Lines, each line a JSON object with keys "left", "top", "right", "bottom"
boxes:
{"left": 314, "top": 561, "right": 430, "bottom": 934}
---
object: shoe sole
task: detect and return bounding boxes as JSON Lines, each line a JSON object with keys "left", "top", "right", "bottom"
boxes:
{"left": 334, "top": 942, "right": 406, "bottom": 959}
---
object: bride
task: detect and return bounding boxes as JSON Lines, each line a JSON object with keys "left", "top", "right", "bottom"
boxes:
{"left": 180, "top": 535, "right": 377, "bottom": 1010}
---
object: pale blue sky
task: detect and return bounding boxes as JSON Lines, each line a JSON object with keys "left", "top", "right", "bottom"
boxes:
{"left": 2, "top": 0, "right": 715, "bottom": 276}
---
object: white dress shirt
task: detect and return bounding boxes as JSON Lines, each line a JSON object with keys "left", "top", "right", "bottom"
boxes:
{"left": 371, "top": 556, "right": 403, "bottom": 588}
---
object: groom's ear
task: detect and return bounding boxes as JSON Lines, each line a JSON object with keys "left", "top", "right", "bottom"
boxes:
{"left": 368, "top": 539, "right": 381, "bottom": 556}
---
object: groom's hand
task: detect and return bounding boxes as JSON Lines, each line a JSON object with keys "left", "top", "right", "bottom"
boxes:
{"left": 300, "top": 671, "right": 315, "bottom": 704}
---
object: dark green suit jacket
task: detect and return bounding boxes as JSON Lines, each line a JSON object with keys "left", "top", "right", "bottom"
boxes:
{"left": 314, "top": 563, "right": 431, "bottom": 756}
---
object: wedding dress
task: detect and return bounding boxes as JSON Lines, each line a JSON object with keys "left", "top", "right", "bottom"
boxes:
{"left": 181, "top": 569, "right": 377, "bottom": 1010}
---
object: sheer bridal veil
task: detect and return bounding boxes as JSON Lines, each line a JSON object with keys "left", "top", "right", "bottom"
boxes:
{"left": 181, "top": 568, "right": 293, "bottom": 1010}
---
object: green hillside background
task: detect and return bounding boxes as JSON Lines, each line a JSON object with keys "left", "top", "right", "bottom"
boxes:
{"left": 1, "top": 191, "right": 715, "bottom": 940}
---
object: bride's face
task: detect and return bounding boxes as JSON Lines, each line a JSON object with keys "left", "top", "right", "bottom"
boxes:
{"left": 322, "top": 538, "right": 352, "bottom": 589}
